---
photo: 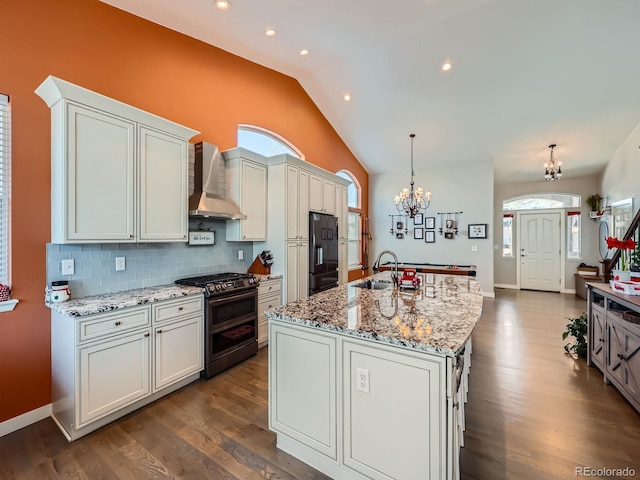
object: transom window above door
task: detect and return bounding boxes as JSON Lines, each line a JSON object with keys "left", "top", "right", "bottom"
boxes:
{"left": 503, "top": 193, "right": 580, "bottom": 211}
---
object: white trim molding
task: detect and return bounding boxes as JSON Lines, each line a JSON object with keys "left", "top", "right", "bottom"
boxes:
{"left": 494, "top": 284, "right": 519, "bottom": 290}
{"left": 0, "top": 299, "right": 18, "bottom": 312}
{"left": 0, "top": 404, "right": 51, "bottom": 437}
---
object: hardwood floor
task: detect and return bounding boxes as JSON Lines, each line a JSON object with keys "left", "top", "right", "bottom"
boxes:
{"left": 1, "top": 289, "right": 639, "bottom": 479}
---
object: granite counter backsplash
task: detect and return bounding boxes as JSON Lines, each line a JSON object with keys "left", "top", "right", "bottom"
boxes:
{"left": 46, "top": 284, "right": 205, "bottom": 317}
{"left": 265, "top": 272, "right": 483, "bottom": 356}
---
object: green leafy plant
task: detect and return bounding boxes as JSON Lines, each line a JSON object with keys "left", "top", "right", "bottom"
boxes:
{"left": 562, "top": 313, "right": 588, "bottom": 359}
{"left": 586, "top": 194, "right": 602, "bottom": 212}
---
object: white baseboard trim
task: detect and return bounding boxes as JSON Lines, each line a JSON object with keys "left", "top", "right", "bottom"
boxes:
{"left": 482, "top": 291, "right": 496, "bottom": 298}
{"left": 494, "top": 284, "right": 519, "bottom": 290}
{"left": 563, "top": 289, "right": 576, "bottom": 295}
{"left": 0, "top": 404, "right": 51, "bottom": 437}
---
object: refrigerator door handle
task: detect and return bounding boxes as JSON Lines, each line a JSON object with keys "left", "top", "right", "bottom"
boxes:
{"left": 316, "top": 246, "right": 323, "bottom": 265}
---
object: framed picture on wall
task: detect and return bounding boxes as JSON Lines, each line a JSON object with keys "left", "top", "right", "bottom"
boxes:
{"left": 425, "top": 217, "right": 435, "bottom": 229}
{"left": 413, "top": 213, "right": 424, "bottom": 226}
{"left": 414, "top": 228, "right": 424, "bottom": 239}
{"left": 468, "top": 223, "right": 488, "bottom": 239}
{"left": 425, "top": 230, "right": 435, "bottom": 243}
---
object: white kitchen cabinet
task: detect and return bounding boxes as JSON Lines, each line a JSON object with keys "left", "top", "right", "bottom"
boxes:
{"left": 342, "top": 341, "right": 444, "bottom": 480}
{"left": 270, "top": 323, "right": 337, "bottom": 459}
{"left": 309, "top": 173, "right": 336, "bottom": 214}
{"left": 35, "top": 75, "right": 198, "bottom": 244}
{"left": 286, "top": 165, "right": 309, "bottom": 241}
{"left": 257, "top": 277, "right": 283, "bottom": 347}
{"left": 224, "top": 148, "right": 269, "bottom": 242}
{"left": 286, "top": 241, "right": 309, "bottom": 302}
{"left": 51, "top": 294, "right": 204, "bottom": 441}
{"left": 256, "top": 155, "right": 349, "bottom": 304}
{"left": 138, "top": 126, "right": 189, "bottom": 242}
{"left": 269, "top": 320, "right": 452, "bottom": 480}
{"left": 78, "top": 328, "right": 151, "bottom": 427}
{"left": 154, "top": 314, "right": 203, "bottom": 391}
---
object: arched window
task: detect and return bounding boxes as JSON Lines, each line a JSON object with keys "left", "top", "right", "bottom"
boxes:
{"left": 336, "top": 170, "right": 362, "bottom": 269}
{"left": 336, "top": 170, "right": 361, "bottom": 209}
{"left": 237, "top": 125, "right": 303, "bottom": 159}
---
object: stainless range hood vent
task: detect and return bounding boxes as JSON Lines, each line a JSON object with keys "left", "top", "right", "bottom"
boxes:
{"left": 189, "top": 142, "right": 246, "bottom": 220}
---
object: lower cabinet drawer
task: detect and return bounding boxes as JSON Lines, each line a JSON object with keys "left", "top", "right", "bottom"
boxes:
{"left": 259, "top": 279, "right": 282, "bottom": 297}
{"left": 153, "top": 295, "right": 204, "bottom": 324}
{"left": 259, "top": 294, "right": 282, "bottom": 318}
{"left": 78, "top": 307, "right": 151, "bottom": 343}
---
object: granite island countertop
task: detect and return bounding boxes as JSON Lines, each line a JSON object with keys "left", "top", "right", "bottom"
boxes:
{"left": 265, "top": 271, "right": 483, "bottom": 356}
{"left": 46, "top": 284, "right": 205, "bottom": 317}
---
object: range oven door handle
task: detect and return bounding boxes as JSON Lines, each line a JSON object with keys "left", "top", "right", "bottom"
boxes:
{"left": 208, "top": 288, "right": 257, "bottom": 305}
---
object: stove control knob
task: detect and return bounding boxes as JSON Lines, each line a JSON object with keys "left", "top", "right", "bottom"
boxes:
{"left": 214, "top": 285, "right": 221, "bottom": 291}
{"left": 221, "top": 284, "right": 227, "bottom": 290}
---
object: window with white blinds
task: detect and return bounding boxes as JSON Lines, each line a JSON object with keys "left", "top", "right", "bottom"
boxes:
{"left": 0, "top": 94, "right": 11, "bottom": 286}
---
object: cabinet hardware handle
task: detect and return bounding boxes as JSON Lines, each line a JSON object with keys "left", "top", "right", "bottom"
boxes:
{"left": 144, "top": 333, "right": 150, "bottom": 337}
{"left": 269, "top": 305, "right": 272, "bottom": 308}
{"left": 130, "top": 235, "right": 134, "bottom": 239}
{"left": 617, "top": 353, "right": 625, "bottom": 360}
{"left": 115, "top": 321, "right": 122, "bottom": 326}
{"left": 599, "top": 338, "right": 604, "bottom": 342}
{"left": 178, "top": 307, "right": 184, "bottom": 311}
{"left": 268, "top": 286, "right": 272, "bottom": 290}
{"left": 158, "top": 330, "right": 163, "bottom": 334}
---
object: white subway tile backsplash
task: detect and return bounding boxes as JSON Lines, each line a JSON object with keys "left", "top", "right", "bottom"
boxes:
{"left": 46, "top": 221, "right": 252, "bottom": 299}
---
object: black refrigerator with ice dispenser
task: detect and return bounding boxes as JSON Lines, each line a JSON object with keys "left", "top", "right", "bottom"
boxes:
{"left": 309, "top": 212, "right": 339, "bottom": 296}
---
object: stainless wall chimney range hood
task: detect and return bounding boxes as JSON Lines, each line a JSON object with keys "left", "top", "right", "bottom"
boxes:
{"left": 189, "top": 142, "right": 246, "bottom": 220}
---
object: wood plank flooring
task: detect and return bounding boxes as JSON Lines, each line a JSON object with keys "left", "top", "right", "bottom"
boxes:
{"left": 1, "top": 289, "right": 639, "bottom": 479}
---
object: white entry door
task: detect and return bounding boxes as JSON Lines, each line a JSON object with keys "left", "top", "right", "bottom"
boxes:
{"left": 520, "top": 212, "right": 561, "bottom": 292}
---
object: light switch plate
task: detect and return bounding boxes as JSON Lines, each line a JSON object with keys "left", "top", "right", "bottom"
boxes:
{"left": 61, "top": 259, "right": 74, "bottom": 275}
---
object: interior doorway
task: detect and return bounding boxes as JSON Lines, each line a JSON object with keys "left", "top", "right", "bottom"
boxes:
{"left": 519, "top": 212, "right": 561, "bottom": 292}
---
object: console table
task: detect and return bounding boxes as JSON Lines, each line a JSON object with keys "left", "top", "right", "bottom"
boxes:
{"left": 587, "top": 282, "right": 640, "bottom": 413}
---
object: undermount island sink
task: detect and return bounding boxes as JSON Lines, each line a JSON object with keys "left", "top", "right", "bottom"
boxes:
{"left": 353, "top": 280, "right": 392, "bottom": 290}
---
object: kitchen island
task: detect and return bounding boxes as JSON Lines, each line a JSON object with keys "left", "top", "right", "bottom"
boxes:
{"left": 265, "top": 272, "right": 483, "bottom": 480}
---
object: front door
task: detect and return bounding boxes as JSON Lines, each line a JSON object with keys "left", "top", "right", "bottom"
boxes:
{"left": 520, "top": 212, "right": 561, "bottom": 292}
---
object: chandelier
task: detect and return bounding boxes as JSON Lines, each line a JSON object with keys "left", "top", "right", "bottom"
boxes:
{"left": 544, "top": 143, "right": 562, "bottom": 181}
{"left": 394, "top": 134, "right": 432, "bottom": 218}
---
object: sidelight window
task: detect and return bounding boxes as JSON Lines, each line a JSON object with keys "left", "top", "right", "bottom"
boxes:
{"left": 337, "top": 170, "right": 362, "bottom": 269}
{"left": 0, "top": 93, "right": 10, "bottom": 287}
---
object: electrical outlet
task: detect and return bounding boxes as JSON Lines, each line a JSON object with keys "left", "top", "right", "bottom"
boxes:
{"left": 115, "top": 256, "right": 126, "bottom": 271}
{"left": 61, "top": 259, "right": 74, "bottom": 275}
{"left": 356, "top": 368, "right": 369, "bottom": 393}
{"left": 238, "top": 250, "right": 244, "bottom": 260}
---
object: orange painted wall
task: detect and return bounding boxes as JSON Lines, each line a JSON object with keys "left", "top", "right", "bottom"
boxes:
{"left": 0, "top": 0, "right": 368, "bottom": 423}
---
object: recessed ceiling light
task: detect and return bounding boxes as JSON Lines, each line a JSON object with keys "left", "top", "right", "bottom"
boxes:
{"left": 265, "top": 28, "right": 276, "bottom": 37}
{"left": 442, "top": 62, "right": 452, "bottom": 71}
{"left": 214, "top": 0, "right": 230, "bottom": 10}
{"left": 300, "top": 49, "right": 309, "bottom": 56}
{"left": 344, "top": 94, "right": 351, "bottom": 102}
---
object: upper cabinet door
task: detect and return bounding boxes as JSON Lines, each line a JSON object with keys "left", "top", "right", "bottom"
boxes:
{"left": 322, "top": 179, "right": 336, "bottom": 215}
{"left": 65, "top": 104, "right": 135, "bottom": 243}
{"left": 138, "top": 126, "right": 188, "bottom": 242}
{"left": 309, "top": 173, "right": 323, "bottom": 212}
{"left": 239, "top": 160, "right": 268, "bottom": 241}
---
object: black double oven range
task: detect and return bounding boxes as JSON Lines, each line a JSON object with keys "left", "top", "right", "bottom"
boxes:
{"left": 175, "top": 272, "right": 258, "bottom": 379}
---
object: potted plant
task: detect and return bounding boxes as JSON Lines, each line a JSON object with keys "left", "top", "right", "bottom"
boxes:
{"left": 586, "top": 193, "right": 603, "bottom": 212}
{"left": 562, "top": 312, "right": 587, "bottom": 359}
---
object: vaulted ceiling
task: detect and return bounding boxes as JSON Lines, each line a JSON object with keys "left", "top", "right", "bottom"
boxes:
{"left": 102, "top": 0, "right": 640, "bottom": 183}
